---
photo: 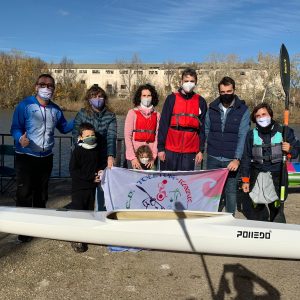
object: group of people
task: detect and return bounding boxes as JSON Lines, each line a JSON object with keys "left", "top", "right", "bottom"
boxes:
{"left": 10, "top": 70, "right": 299, "bottom": 252}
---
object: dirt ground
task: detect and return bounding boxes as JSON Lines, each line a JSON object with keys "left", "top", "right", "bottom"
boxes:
{"left": 0, "top": 179, "right": 299, "bottom": 300}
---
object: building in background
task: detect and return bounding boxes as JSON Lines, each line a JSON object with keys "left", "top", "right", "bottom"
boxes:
{"left": 49, "top": 63, "right": 282, "bottom": 103}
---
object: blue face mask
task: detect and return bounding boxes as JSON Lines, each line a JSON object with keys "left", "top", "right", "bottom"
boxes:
{"left": 89, "top": 98, "right": 104, "bottom": 110}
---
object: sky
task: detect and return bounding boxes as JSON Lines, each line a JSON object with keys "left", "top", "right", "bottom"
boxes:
{"left": 0, "top": 0, "right": 299, "bottom": 64}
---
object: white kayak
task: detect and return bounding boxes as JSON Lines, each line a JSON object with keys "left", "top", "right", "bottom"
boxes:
{"left": 0, "top": 206, "right": 300, "bottom": 259}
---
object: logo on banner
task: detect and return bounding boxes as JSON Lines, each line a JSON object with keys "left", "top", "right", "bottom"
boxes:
{"left": 103, "top": 167, "right": 228, "bottom": 212}
{"left": 126, "top": 173, "right": 195, "bottom": 210}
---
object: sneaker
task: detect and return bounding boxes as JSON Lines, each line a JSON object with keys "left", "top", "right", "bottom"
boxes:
{"left": 18, "top": 235, "right": 33, "bottom": 243}
{"left": 71, "top": 242, "right": 88, "bottom": 253}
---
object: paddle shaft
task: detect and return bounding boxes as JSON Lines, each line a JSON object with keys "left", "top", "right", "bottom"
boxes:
{"left": 279, "top": 44, "right": 290, "bottom": 201}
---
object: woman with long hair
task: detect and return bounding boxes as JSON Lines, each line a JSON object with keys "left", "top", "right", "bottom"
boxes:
{"left": 124, "top": 84, "right": 160, "bottom": 169}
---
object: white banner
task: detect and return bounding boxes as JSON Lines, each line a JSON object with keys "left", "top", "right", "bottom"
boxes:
{"left": 102, "top": 167, "right": 228, "bottom": 212}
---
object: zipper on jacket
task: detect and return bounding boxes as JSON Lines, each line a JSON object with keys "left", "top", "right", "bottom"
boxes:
{"left": 39, "top": 105, "right": 47, "bottom": 153}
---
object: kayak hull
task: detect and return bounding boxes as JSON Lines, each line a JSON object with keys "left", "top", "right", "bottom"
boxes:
{"left": 0, "top": 207, "right": 300, "bottom": 259}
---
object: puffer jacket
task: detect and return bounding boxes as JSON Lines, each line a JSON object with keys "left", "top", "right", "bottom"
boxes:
{"left": 72, "top": 107, "right": 117, "bottom": 168}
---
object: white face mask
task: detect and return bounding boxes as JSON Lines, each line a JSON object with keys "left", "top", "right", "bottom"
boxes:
{"left": 182, "top": 82, "right": 195, "bottom": 93}
{"left": 256, "top": 116, "right": 271, "bottom": 127}
{"left": 37, "top": 87, "right": 53, "bottom": 101}
{"left": 141, "top": 98, "right": 152, "bottom": 107}
{"left": 140, "top": 157, "right": 149, "bottom": 165}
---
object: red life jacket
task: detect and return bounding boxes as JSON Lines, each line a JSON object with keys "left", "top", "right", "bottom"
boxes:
{"left": 165, "top": 93, "right": 201, "bottom": 153}
{"left": 133, "top": 109, "right": 157, "bottom": 143}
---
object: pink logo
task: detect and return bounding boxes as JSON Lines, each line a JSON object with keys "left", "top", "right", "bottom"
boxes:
{"left": 156, "top": 179, "right": 167, "bottom": 201}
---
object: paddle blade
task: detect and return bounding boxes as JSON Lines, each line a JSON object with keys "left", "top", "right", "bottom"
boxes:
{"left": 280, "top": 44, "right": 290, "bottom": 98}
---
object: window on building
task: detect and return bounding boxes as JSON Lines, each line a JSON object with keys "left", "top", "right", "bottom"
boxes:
{"left": 92, "top": 70, "right": 100, "bottom": 74}
{"left": 66, "top": 69, "right": 75, "bottom": 73}
{"left": 240, "top": 71, "right": 246, "bottom": 75}
{"left": 120, "top": 85, "right": 127, "bottom": 90}
{"left": 149, "top": 71, "right": 158, "bottom": 75}
{"left": 54, "top": 70, "right": 62, "bottom": 73}
{"left": 106, "top": 84, "right": 113, "bottom": 94}
{"left": 134, "top": 70, "right": 143, "bottom": 75}
{"left": 119, "top": 70, "right": 128, "bottom": 74}
{"left": 106, "top": 70, "right": 114, "bottom": 74}
{"left": 164, "top": 70, "right": 174, "bottom": 75}
{"left": 79, "top": 70, "right": 87, "bottom": 74}
{"left": 80, "top": 80, "right": 86, "bottom": 84}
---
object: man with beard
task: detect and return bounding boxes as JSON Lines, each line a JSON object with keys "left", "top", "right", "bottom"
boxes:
{"left": 205, "top": 76, "right": 250, "bottom": 215}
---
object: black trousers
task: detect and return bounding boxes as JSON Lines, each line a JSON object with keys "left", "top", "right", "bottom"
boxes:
{"left": 159, "top": 150, "right": 196, "bottom": 171}
{"left": 241, "top": 168, "right": 287, "bottom": 223}
{"left": 71, "top": 188, "right": 96, "bottom": 210}
{"left": 15, "top": 154, "right": 53, "bottom": 208}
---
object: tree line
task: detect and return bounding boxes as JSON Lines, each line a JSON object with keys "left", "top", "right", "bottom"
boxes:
{"left": 0, "top": 52, "right": 86, "bottom": 109}
{"left": 0, "top": 50, "right": 299, "bottom": 119}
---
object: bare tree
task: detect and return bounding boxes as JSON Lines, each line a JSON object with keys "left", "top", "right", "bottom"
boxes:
{"left": 53, "top": 57, "right": 86, "bottom": 103}
{"left": 162, "top": 60, "right": 177, "bottom": 93}
{"left": 0, "top": 50, "right": 47, "bottom": 107}
{"left": 290, "top": 53, "right": 300, "bottom": 108}
{"left": 205, "top": 54, "right": 243, "bottom": 99}
{"left": 116, "top": 53, "right": 149, "bottom": 99}
{"left": 257, "top": 52, "right": 283, "bottom": 107}
{"left": 55, "top": 57, "right": 77, "bottom": 86}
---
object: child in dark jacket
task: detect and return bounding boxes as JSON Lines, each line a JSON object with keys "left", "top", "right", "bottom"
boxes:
{"left": 69, "top": 122, "right": 102, "bottom": 252}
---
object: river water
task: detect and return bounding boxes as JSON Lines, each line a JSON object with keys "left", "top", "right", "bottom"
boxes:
{"left": 0, "top": 109, "right": 125, "bottom": 177}
{"left": 1, "top": 109, "right": 299, "bottom": 177}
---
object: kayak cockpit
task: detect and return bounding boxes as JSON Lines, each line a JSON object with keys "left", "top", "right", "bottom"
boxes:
{"left": 106, "top": 210, "right": 228, "bottom": 220}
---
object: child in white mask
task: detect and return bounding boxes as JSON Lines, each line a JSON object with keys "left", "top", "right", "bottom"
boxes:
{"left": 135, "top": 145, "right": 155, "bottom": 170}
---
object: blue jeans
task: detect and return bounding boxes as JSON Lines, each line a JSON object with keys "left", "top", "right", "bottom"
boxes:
{"left": 206, "top": 156, "right": 239, "bottom": 214}
{"left": 96, "top": 185, "right": 106, "bottom": 211}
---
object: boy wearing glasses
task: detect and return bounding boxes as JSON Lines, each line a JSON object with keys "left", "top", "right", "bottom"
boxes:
{"left": 11, "top": 74, "right": 74, "bottom": 243}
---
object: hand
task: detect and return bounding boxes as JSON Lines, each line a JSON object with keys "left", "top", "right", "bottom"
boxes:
{"left": 282, "top": 142, "right": 291, "bottom": 153}
{"left": 158, "top": 151, "right": 166, "bottom": 162}
{"left": 131, "top": 158, "right": 141, "bottom": 169}
{"left": 242, "top": 182, "right": 250, "bottom": 193}
{"left": 146, "top": 160, "right": 154, "bottom": 169}
{"left": 107, "top": 156, "right": 114, "bottom": 169}
{"left": 19, "top": 132, "right": 30, "bottom": 147}
{"left": 227, "top": 159, "right": 240, "bottom": 172}
{"left": 94, "top": 174, "right": 101, "bottom": 183}
{"left": 195, "top": 152, "right": 203, "bottom": 165}
{"left": 94, "top": 170, "right": 103, "bottom": 183}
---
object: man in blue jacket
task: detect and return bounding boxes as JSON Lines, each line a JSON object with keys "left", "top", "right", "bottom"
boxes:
{"left": 11, "top": 74, "right": 73, "bottom": 242}
{"left": 205, "top": 76, "right": 250, "bottom": 214}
